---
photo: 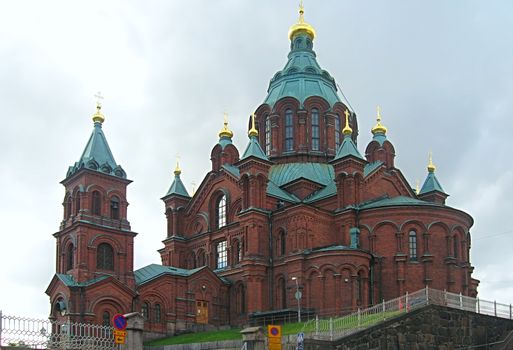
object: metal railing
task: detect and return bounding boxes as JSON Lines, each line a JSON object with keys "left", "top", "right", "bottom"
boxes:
{"left": 0, "top": 311, "right": 119, "bottom": 349}
{"left": 301, "top": 288, "right": 513, "bottom": 341}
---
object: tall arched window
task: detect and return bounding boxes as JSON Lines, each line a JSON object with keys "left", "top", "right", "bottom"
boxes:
{"left": 155, "top": 304, "right": 162, "bottom": 323}
{"left": 92, "top": 191, "right": 102, "bottom": 216}
{"left": 311, "top": 108, "right": 320, "bottom": 151}
{"left": 279, "top": 230, "right": 286, "bottom": 256}
{"left": 197, "top": 249, "right": 206, "bottom": 267}
{"left": 453, "top": 236, "right": 459, "bottom": 259}
{"left": 102, "top": 311, "right": 110, "bottom": 326}
{"left": 216, "top": 194, "right": 227, "bottom": 229}
{"left": 141, "top": 302, "right": 149, "bottom": 320}
{"left": 279, "top": 278, "right": 287, "bottom": 309}
{"left": 110, "top": 196, "right": 120, "bottom": 220}
{"left": 335, "top": 114, "right": 341, "bottom": 148}
{"left": 237, "top": 284, "right": 246, "bottom": 314}
{"left": 65, "top": 195, "right": 72, "bottom": 219}
{"left": 216, "top": 240, "right": 228, "bottom": 269}
{"left": 75, "top": 193, "right": 81, "bottom": 215}
{"left": 97, "top": 243, "right": 114, "bottom": 270}
{"left": 66, "top": 244, "right": 74, "bottom": 271}
{"left": 409, "top": 231, "right": 417, "bottom": 261}
{"left": 285, "top": 109, "right": 294, "bottom": 151}
{"left": 265, "top": 115, "right": 272, "bottom": 155}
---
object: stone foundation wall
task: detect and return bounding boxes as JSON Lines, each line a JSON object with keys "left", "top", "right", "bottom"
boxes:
{"left": 305, "top": 305, "right": 513, "bottom": 350}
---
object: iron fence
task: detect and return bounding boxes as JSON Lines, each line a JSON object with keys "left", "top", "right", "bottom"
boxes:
{"left": 0, "top": 311, "right": 120, "bottom": 349}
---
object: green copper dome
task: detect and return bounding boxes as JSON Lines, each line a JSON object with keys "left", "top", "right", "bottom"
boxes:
{"left": 264, "top": 32, "right": 341, "bottom": 108}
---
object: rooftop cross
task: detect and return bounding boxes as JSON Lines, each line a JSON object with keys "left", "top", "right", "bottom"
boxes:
{"left": 94, "top": 91, "right": 104, "bottom": 108}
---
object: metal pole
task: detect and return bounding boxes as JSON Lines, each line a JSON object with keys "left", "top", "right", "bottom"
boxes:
{"left": 477, "top": 298, "right": 480, "bottom": 314}
{"left": 406, "top": 292, "right": 409, "bottom": 312}
{"left": 510, "top": 304, "right": 512, "bottom": 320}
{"left": 494, "top": 301, "right": 497, "bottom": 317}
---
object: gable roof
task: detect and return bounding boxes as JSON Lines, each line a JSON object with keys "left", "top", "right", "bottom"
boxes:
{"left": 419, "top": 172, "right": 445, "bottom": 195}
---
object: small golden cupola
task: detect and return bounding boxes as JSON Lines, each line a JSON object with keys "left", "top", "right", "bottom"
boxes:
{"left": 218, "top": 112, "right": 233, "bottom": 139}
{"left": 371, "top": 105, "right": 387, "bottom": 135}
{"left": 427, "top": 151, "right": 436, "bottom": 173}
{"left": 288, "top": 1, "right": 316, "bottom": 40}
{"left": 342, "top": 109, "right": 353, "bottom": 136}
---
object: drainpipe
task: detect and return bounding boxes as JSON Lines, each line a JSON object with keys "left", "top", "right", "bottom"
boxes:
{"left": 268, "top": 211, "right": 274, "bottom": 310}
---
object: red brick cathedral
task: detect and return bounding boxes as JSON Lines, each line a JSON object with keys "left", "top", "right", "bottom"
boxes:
{"left": 46, "top": 6, "right": 479, "bottom": 334}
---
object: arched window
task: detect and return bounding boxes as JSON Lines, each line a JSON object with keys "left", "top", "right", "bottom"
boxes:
{"left": 110, "top": 196, "right": 120, "bottom": 220}
{"left": 65, "top": 195, "right": 72, "bottom": 219}
{"left": 409, "top": 231, "right": 417, "bottom": 261}
{"left": 279, "top": 278, "right": 287, "bottom": 309}
{"left": 216, "top": 240, "right": 227, "bottom": 269}
{"left": 356, "top": 271, "right": 363, "bottom": 306}
{"left": 285, "top": 109, "right": 294, "bottom": 151}
{"left": 216, "top": 194, "right": 227, "bottom": 229}
{"left": 236, "top": 284, "right": 246, "bottom": 314}
{"left": 279, "top": 230, "right": 286, "bottom": 256}
{"left": 92, "top": 191, "right": 102, "bottom": 216}
{"left": 453, "top": 236, "right": 459, "bottom": 259}
{"left": 97, "top": 243, "right": 114, "bottom": 270}
{"left": 66, "top": 244, "right": 74, "bottom": 271}
{"left": 155, "top": 304, "right": 162, "bottom": 323}
{"left": 141, "top": 302, "right": 149, "bottom": 320}
{"left": 265, "top": 115, "right": 272, "bottom": 155}
{"left": 197, "top": 249, "right": 206, "bottom": 267}
{"left": 75, "top": 193, "right": 81, "bottom": 215}
{"left": 335, "top": 114, "right": 341, "bottom": 148}
{"left": 311, "top": 108, "right": 320, "bottom": 151}
{"left": 102, "top": 311, "right": 110, "bottom": 326}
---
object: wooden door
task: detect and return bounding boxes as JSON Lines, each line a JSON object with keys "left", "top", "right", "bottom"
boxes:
{"left": 196, "top": 301, "right": 208, "bottom": 324}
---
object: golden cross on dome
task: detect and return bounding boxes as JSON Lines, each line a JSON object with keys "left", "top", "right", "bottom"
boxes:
{"left": 94, "top": 91, "right": 104, "bottom": 108}
{"left": 376, "top": 105, "right": 382, "bottom": 122}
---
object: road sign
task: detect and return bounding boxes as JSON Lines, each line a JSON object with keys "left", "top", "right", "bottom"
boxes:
{"left": 113, "top": 329, "right": 127, "bottom": 344}
{"left": 268, "top": 325, "right": 282, "bottom": 350}
{"left": 112, "top": 314, "right": 127, "bottom": 331}
{"left": 297, "top": 332, "right": 304, "bottom": 350}
{"left": 295, "top": 291, "right": 302, "bottom": 300}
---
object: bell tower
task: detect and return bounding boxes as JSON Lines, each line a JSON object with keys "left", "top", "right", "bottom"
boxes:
{"left": 55, "top": 100, "right": 137, "bottom": 288}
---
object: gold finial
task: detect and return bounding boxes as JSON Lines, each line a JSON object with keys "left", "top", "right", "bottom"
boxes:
{"left": 248, "top": 113, "right": 259, "bottom": 137}
{"left": 218, "top": 112, "right": 233, "bottom": 139}
{"left": 427, "top": 151, "right": 436, "bottom": 173}
{"left": 191, "top": 181, "right": 196, "bottom": 196}
{"left": 174, "top": 156, "right": 181, "bottom": 176}
{"left": 371, "top": 105, "right": 387, "bottom": 135}
{"left": 342, "top": 109, "right": 353, "bottom": 136}
{"left": 416, "top": 180, "right": 420, "bottom": 195}
{"left": 288, "top": 0, "right": 316, "bottom": 40}
{"left": 92, "top": 91, "right": 105, "bottom": 124}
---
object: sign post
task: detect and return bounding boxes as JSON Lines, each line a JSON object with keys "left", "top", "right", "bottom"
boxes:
{"left": 112, "top": 314, "right": 127, "bottom": 345}
{"left": 296, "top": 332, "right": 304, "bottom": 350}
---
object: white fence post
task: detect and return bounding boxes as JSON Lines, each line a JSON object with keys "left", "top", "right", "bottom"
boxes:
{"left": 494, "top": 301, "right": 497, "bottom": 317}
{"left": 406, "top": 292, "right": 409, "bottom": 312}
{"left": 382, "top": 299, "right": 386, "bottom": 320}
{"left": 477, "top": 298, "right": 480, "bottom": 314}
{"left": 315, "top": 315, "right": 319, "bottom": 336}
{"left": 329, "top": 317, "right": 333, "bottom": 340}
{"left": 459, "top": 292, "right": 463, "bottom": 310}
{"left": 510, "top": 304, "right": 512, "bottom": 320}
{"left": 357, "top": 308, "right": 361, "bottom": 327}
{"left": 426, "top": 286, "right": 429, "bottom": 305}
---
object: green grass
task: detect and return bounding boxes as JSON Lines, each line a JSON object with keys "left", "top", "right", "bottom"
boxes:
{"left": 145, "top": 328, "right": 243, "bottom": 347}
{"left": 145, "top": 310, "right": 406, "bottom": 347}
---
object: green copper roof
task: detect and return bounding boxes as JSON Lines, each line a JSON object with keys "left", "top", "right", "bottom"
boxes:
{"left": 269, "top": 162, "right": 335, "bottom": 187}
{"left": 372, "top": 133, "right": 387, "bottom": 146}
{"left": 304, "top": 180, "right": 336, "bottom": 203}
{"left": 267, "top": 180, "right": 300, "bottom": 203}
{"left": 222, "top": 164, "right": 240, "bottom": 177}
{"left": 135, "top": 263, "right": 230, "bottom": 286}
{"left": 67, "top": 122, "right": 126, "bottom": 179}
{"left": 263, "top": 33, "right": 340, "bottom": 108}
{"left": 135, "top": 264, "right": 204, "bottom": 285}
{"left": 56, "top": 274, "right": 108, "bottom": 287}
{"left": 218, "top": 136, "right": 233, "bottom": 150}
{"left": 364, "top": 161, "right": 383, "bottom": 177}
{"left": 165, "top": 173, "right": 190, "bottom": 198}
{"left": 334, "top": 134, "right": 364, "bottom": 160}
{"left": 358, "top": 195, "right": 436, "bottom": 210}
{"left": 419, "top": 171, "right": 445, "bottom": 195}
{"left": 241, "top": 135, "right": 269, "bottom": 161}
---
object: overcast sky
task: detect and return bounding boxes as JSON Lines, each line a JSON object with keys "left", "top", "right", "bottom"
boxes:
{"left": 1, "top": 1, "right": 512, "bottom": 319}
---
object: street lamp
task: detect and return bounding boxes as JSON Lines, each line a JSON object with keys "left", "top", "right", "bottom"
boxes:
{"left": 291, "top": 277, "right": 302, "bottom": 322}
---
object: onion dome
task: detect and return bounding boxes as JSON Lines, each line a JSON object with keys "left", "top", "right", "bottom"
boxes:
{"left": 288, "top": 1, "right": 316, "bottom": 40}
{"left": 371, "top": 105, "right": 387, "bottom": 135}
{"left": 218, "top": 112, "right": 233, "bottom": 139}
{"left": 92, "top": 103, "right": 105, "bottom": 124}
{"left": 427, "top": 151, "right": 436, "bottom": 173}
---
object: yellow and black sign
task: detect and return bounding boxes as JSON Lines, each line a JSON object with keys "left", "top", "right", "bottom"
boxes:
{"left": 267, "top": 325, "right": 282, "bottom": 350}
{"left": 113, "top": 329, "right": 126, "bottom": 344}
